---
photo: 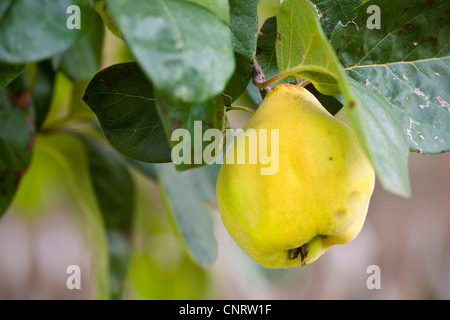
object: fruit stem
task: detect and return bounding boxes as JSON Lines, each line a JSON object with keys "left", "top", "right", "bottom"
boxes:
{"left": 251, "top": 57, "right": 272, "bottom": 99}
{"left": 289, "top": 243, "right": 309, "bottom": 266}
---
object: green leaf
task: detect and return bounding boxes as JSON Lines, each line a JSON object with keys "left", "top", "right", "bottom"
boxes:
{"left": 83, "top": 62, "right": 172, "bottom": 163}
{"left": 0, "top": 63, "right": 25, "bottom": 89}
{"left": 156, "top": 95, "right": 226, "bottom": 171}
{"left": 345, "top": 78, "right": 411, "bottom": 197}
{"left": 0, "top": 0, "right": 13, "bottom": 20}
{"left": 81, "top": 133, "right": 133, "bottom": 301}
{"left": 59, "top": 11, "right": 105, "bottom": 81}
{"left": 330, "top": 0, "right": 449, "bottom": 67}
{"left": 186, "top": 0, "right": 229, "bottom": 23}
{"left": 78, "top": 134, "right": 135, "bottom": 231}
{"left": 0, "top": 75, "right": 35, "bottom": 217}
{"left": 32, "top": 60, "right": 56, "bottom": 131}
{"left": 106, "top": 0, "right": 235, "bottom": 105}
{"left": 256, "top": 16, "right": 343, "bottom": 114}
{"left": 156, "top": 163, "right": 218, "bottom": 268}
{"left": 37, "top": 133, "right": 110, "bottom": 299}
{"left": 276, "top": 0, "right": 349, "bottom": 96}
{"left": 275, "top": 0, "right": 411, "bottom": 197}
{"left": 222, "top": 0, "right": 258, "bottom": 105}
{"left": 348, "top": 59, "right": 450, "bottom": 154}
{"left": 311, "top": 0, "right": 361, "bottom": 38}
{"left": 90, "top": 0, "right": 122, "bottom": 38}
{"left": 257, "top": 16, "right": 282, "bottom": 81}
{"left": 0, "top": 0, "right": 95, "bottom": 64}
{"left": 323, "top": 0, "right": 450, "bottom": 154}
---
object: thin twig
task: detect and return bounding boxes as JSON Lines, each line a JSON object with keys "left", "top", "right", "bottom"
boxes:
{"left": 251, "top": 57, "right": 272, "bottom": 99}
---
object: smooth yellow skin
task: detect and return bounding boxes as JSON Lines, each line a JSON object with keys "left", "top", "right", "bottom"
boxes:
{"left": 216, "top": 84, "right": 375, "bottom": 268}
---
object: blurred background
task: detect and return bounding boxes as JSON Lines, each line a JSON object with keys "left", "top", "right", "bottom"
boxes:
{"left": 0, "top": 0, "right": 449, "bottom": 300}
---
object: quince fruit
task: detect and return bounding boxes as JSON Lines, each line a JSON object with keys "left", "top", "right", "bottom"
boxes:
{"left": 216, "top": 84, "right": 375, "bottom": 268}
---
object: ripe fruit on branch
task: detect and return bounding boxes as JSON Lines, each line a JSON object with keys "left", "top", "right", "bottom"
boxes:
{"left": 216, "top": 83, "right": 375, "bottom": 268}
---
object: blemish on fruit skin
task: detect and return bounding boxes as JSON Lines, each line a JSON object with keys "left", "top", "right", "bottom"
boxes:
{"left": 347, "top": 191, "right": 360, "bottom": 204}
{"left": 329, "top": 157, "right": 333, "bottom": 161}
{"left": 334, "top": 210, "right": 346, "bottom": 219}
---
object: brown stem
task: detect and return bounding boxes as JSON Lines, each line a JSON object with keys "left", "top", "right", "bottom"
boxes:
{"left": 251, "top": 57, "right": 271, "bottom": 99}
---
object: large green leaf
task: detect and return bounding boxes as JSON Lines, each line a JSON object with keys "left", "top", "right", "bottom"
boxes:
{"left": 156, "top": 164, "right": 218, "bottom": 268}
{"left": 275, "top": 0, "right": 411, "bottom": 197}
{"left": 0, "top": 0, "right": 95, "bottom": 64}
{"left": 83, "top": 62, "right": 172, "bottom": 163}
{"left": 59, "top": 11, "right": 105, "bottom": 82}
{"left": 222, "top": 0, "right": 258, "bottom": 105}
{"left": 0, "top": 63, "right": 25, "bottom": 89}
{"left": 345, "top": 78, "right": 411, "bottom": 196}
{"left": 37, "top": 134, "right": 110, "bottom": 299}
{"left": 77, "top": 134, "right": 134, "bottom": 300}
{"left": 0, "top": 76, "right": 35, "bottom": 217}
{"left": 255, "top": 16, "right": 343, "bottom": 114}
{"left": 320, "top": 0, "right": 450, "bottom": 154}
{"left": 312, "top": 0, "right": 361, "bottom": 38}
{"left": 348, "top": 59, "right": 450, "bottom": 154}
{"left": 79, "top": 134, "right": 134, "bottom": 231}
{"left": 106, "top": 0, "right": 235, "bottom": 105}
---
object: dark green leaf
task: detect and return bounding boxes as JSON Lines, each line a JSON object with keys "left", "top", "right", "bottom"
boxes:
{"left": 0, "top": 0, "right": 13, "bottom": 20}
{"left": 32, "top": 60, "right": 56, "bottom": 130}
{"left": 0, "top": 0, "right": 95, "bottom": 64}
{"left": 59, "top": 11, "right": 105, "bottom": 81}
{"left": 311, "top": 0, "right": 361, "bottom": 38}
{"left": 156, "top": 95, "right": 226, "bottom": 171}
{"left": 222, "top": 0, "right": 258, "bottom": 105}
{"left": 0, "top": 75, "right": 35, "bottom": 216}
{"left": 0, "top": 63, "right": 25, "bottom": 89}
{"left": 156, "top": 163, "right": 218, "bottom": 268}
{"left": 330, "top": 0, "right": 449, "bottom": 67}
{"left": 83, "top": 62, "right": 172, "bottom": 163}
{"left": 106, "top": 0, "right": 235, "bottom": 105}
